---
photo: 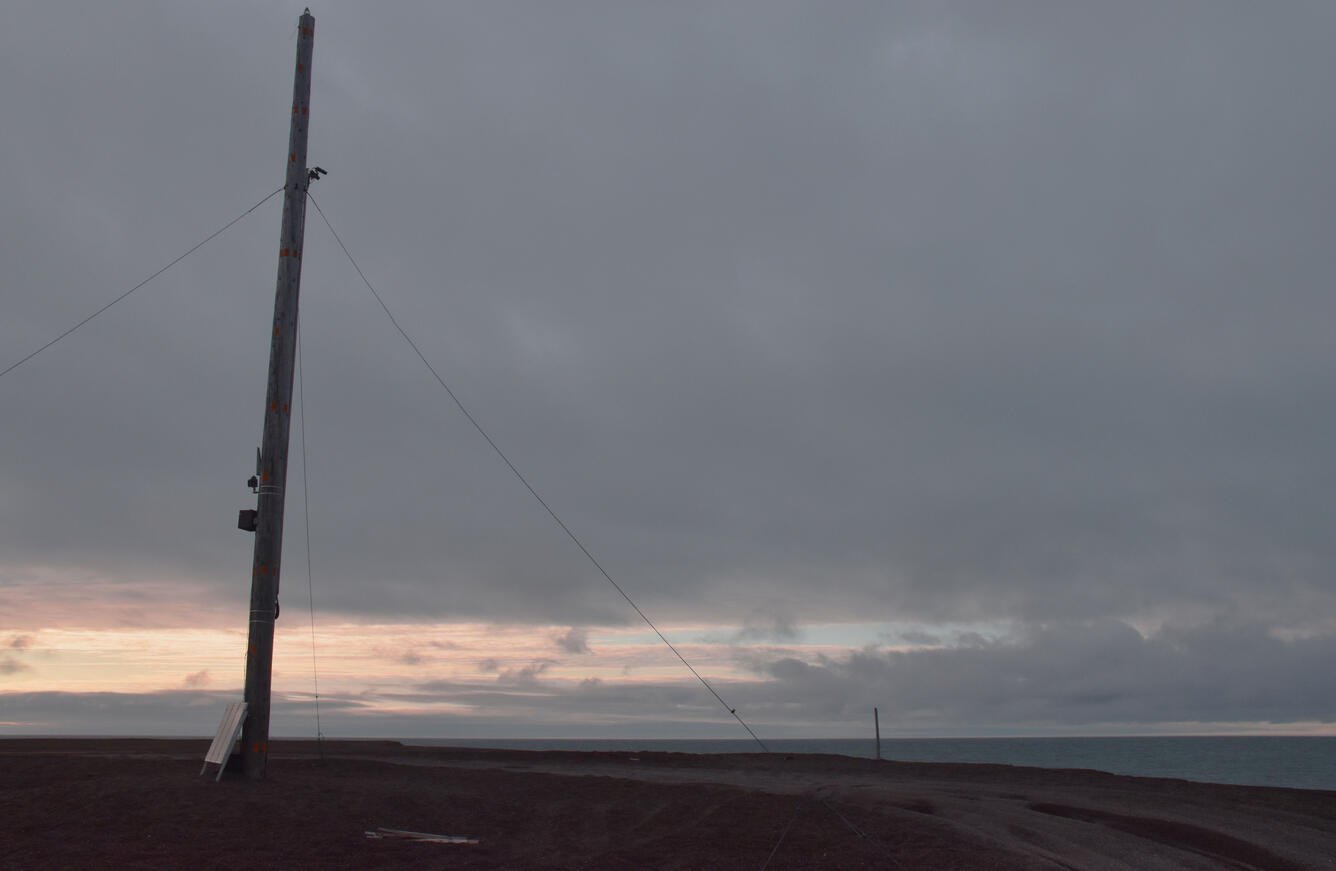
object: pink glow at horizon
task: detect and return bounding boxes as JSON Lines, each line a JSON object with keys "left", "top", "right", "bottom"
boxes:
{"left": 0, "top": 617, "right": 851, "bottom": 698}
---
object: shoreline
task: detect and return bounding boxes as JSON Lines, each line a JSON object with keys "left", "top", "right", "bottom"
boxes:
{"left": 5, "top": 738, "right": 1335, "bottom": 868}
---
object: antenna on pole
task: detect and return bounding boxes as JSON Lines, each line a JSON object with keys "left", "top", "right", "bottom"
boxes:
{"left": 236, "top": 7, "right": 316, "bottom": 781}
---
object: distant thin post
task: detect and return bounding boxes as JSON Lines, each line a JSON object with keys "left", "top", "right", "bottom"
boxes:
{"left": 874, "top": 707, "right": 881, "bottom": 760}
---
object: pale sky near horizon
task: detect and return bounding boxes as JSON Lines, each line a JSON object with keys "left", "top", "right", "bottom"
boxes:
{"left": 3, "top": 1, "right": 1336, "bottom": 739}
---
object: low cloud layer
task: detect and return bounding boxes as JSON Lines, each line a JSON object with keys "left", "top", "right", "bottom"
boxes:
{"left": 8, "top": 618, "right": 1334, "bottom": 738}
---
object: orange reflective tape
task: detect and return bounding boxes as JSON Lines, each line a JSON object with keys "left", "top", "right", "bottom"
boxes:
{"left": 283, "top": 403, "right": 289, "bottom": 413}
{"left": 263, "top": 471, "right": 270, "bottom": 482}
{"left": 298, "top": 63, "right": 304, "bottom": 71}
{"left": 271, "top": 401, "right": 277, "bottom": 410}
{"left": 290, "top": 153, "right": 296, "bottom": 163}
{"left": 252, "top": 743, "right": 259, "bottom": 753}
{"left": 302, "top": 107, "right": 307, "bottom": 115}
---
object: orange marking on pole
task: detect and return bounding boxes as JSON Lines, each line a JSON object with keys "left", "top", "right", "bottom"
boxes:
{"left": 298, "top": 63, "right": 304, "bottom": 71}
{"left": 302, "top": 107, "right": 307, "bottom": 115}
{"left": 252, "top": 743, "right": 259, "bottom": 753}
{"left": 263, "top": 471, "right": 270, "bottom": 482}
{"left": 271, "top": 401, "right": 277, "bottom": 410}
{"left": 290, "top": 153, "right": 296, "bottom": 163}
{"left": 283, "top": 403, "right": 289, "bottom": 413}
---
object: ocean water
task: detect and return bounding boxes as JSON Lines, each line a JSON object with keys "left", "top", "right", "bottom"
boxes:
{"left": 404, "top": 736, "right": 1336, "bottom": 791}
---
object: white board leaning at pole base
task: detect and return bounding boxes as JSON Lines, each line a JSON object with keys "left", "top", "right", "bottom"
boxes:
{"left": 201, "top": 701, "right": 247, "bottom": 781}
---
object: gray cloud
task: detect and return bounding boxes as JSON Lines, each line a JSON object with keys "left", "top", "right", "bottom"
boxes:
{"left": 699, "top": 608, "right": 801, "bottom": 645}
{"left": 182, "top": 670, "right": 211, "bottom": 689}
{"left": 496, "top": 661, "right": 554, "bottom": 686}
{"left": 743, "top": 620, "right": 1336, "bottom": 730}
{"left": 734, "top": 611, "right": 800, "bottom": 645}
{"left": 553, "top": 627, "right": 591, "bottom": 654}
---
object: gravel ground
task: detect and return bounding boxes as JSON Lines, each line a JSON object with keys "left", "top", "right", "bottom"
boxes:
{"left": 3, "top": 738, "right": 1334, "bottom": 869}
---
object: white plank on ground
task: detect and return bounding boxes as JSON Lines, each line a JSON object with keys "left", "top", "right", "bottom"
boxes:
{"left": 200, "top": 701, "right": 247, "bottom": 780}
{"left": 366, "top": 827, "right": 479, "bottom": 844}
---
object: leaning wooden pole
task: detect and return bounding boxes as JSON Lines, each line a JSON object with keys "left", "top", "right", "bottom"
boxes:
{"left": 241, "top": 7, "right": 315, "bottom": 781}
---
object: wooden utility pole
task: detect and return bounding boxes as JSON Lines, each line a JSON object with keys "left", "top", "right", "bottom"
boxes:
{"left": 240, "top": 7, "right": 315, "bottom": 781}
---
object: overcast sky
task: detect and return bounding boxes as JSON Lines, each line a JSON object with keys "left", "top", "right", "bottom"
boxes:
{"left": 3, "top": 1, "right": 1335, "bottom": 739}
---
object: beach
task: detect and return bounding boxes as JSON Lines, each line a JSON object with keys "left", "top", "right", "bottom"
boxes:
{"left": 4, "top": 738, "right": 1334, "bottom": 869}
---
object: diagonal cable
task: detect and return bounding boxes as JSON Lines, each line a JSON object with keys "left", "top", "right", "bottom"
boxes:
{"left": 0, "top": 187, "right": 284, "bottom": 381}
{"left": 296, "top": 322, "right": 326, "bottom": 760}
{"left": 306, "top": 192, "right": 769, "bottom": 752}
